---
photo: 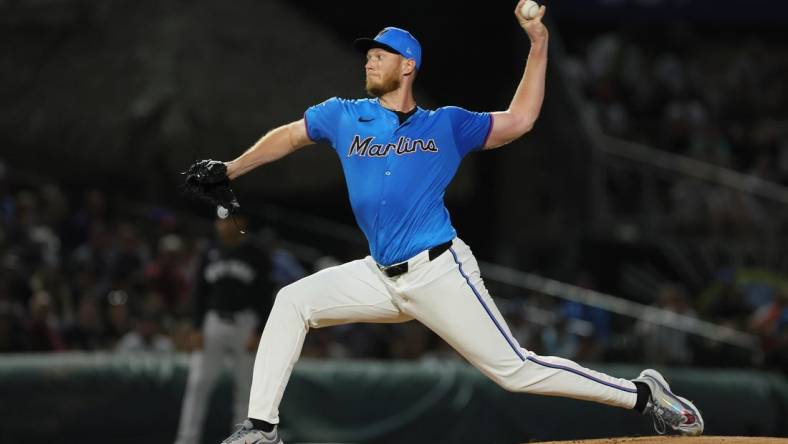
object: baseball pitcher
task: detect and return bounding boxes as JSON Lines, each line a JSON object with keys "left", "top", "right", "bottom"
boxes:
{"left": 183, "top": 3, "right": 704, "bottom": 443}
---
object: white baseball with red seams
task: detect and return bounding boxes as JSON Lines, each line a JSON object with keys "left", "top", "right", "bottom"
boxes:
{"left": 521, "top": 0, "right": 540, "bottom": 19}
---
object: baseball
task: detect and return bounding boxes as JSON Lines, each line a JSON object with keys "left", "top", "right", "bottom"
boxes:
{"left": 217, "top": 205, "right": 229, "bottom": 219}
{"left": 520, "top": 0, "right": 539, "bottom": 19}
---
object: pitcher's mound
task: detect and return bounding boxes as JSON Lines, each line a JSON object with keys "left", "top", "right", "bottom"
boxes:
{"left": 532, "top": 437, "right": 788, "bottom": 444}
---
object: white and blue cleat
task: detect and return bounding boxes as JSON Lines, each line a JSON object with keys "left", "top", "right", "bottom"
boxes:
{"left": 633, "top": 369, "right": 704, "bottom": 436}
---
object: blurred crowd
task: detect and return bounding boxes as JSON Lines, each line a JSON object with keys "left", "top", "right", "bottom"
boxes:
{"left": 559, "top": 26, "right": 788, "bottom": 372}
{"left": 557, "top": 26, "right": 788, "bottom": 269}
{"left": 564, "top": 26, "right": 788, "bottom": 179}
{"left": 0, "top": 163, "right": 303, "bottom": 354}
{"left": 0, "top": 161, "right": 785, "bottom": 373}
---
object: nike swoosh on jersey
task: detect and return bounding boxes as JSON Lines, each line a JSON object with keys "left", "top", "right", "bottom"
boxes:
{"left": 358, "top": 117, "right": 375, "bottom": 122}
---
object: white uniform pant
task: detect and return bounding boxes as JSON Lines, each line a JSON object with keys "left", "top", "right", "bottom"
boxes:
{"left": 248, "top": 238, "right": 637, "bottom": 423}
{"left": 174, "top": 310, "right": 258, "bottom": 444}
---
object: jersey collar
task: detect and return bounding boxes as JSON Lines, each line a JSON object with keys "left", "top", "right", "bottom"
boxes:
{"left": 373, "top": 98, "right": 423, "bottom": 125}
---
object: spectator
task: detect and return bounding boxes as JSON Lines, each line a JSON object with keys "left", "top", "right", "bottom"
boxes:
{"left": 749, "top": 289, "right": 788, "bottom": 372}
{"left": 108, "top": 223, "right": 149, "bottom": 285}
{"left": 115, "top": 309, "right": 174, "bottom": 353}
{"left": 105, "top": 289, "right": 132, "bottom": 347}
{"left": 541, "top": 316, "right": 580, "bottom": 360}
{"left": 63, "top": 189, "right": 108, "bottom": 250}
{"left": 63, "top": 296, "right": 106, "bottom": 351}
{"left": 0, "top": 299, "right": 27, "bottom": 352}
{"left": 70, "top": 223, "right": 113, "bottom": 289}
{"left": 145, "top": 234, "right": 191, "bottom": 313}
{"left": 26, "top": 290, "right": 64, "bottom": 352}
{"left": 636, "top": 284, "right": 695, "bottom": 366}
{"left": 698, "top": 268, "right": 750, "bottom": 330}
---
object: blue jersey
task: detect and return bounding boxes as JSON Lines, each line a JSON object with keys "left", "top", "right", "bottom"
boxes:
{"left": 304, "top": 97, "right": 492, "bottom": 266}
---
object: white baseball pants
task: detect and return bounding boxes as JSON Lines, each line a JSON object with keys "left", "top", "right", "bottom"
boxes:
{"left": 248, "top": 237, "right": 637, "bottom": 423}
{"left": 174, "top": 310, "right": 258, "bottom": 444}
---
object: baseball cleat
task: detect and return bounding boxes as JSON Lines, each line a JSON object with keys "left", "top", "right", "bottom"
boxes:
{"left": 221, "top": 419, "right": 283, "bottom": 444}
{"left": 633, "top": 369, "right": 704, "bottom": 436}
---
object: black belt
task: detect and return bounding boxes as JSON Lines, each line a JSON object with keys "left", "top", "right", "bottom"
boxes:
{"left": 377, "top": 240, "right": 452, "bottom": 278}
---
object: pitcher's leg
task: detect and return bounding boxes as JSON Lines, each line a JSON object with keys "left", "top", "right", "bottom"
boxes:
{"left": 248, "top": 257, "right": 411, "bottom": 423}
{"left": 397, "top": 240, "right": 637, "bottom": 409}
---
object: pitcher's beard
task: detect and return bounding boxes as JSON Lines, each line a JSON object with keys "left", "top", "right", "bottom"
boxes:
{"left": 366, "top": 74, "right": 401, "bottom": 97}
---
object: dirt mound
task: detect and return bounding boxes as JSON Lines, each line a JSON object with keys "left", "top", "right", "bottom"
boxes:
{"left": 532, "top": 437, "right": 788, "bottom": 444}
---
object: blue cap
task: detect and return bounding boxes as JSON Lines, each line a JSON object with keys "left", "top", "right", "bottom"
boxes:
{"left": 353, "top": 27, "right": 422, "bottom": 70}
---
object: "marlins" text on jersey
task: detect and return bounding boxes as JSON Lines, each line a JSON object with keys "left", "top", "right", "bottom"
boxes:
{"left": 347, "top": 135, "right": 439, "bottom": 157}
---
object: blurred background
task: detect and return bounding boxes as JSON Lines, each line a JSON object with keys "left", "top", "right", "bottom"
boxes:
{"left": 1, "top": 0, "right": 787, "bottom": 443}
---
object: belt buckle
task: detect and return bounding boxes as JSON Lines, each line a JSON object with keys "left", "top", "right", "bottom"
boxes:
{"left": 379, "top": 261, "right": 408, "bottom": 277}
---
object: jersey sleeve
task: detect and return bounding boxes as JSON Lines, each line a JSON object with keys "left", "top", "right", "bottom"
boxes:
{"left": 303, "top": 97, "right": 344, "bottom": 146}
{"left": 445, "top": 106, "right": 494, "bottom": 156}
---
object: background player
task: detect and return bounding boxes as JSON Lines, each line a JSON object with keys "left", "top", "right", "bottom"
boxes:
{"left": 173, "top": 215, "right": 274, "bottom": 444}
{"left": 203, "top": 2, "right": 704, "bottom": 443}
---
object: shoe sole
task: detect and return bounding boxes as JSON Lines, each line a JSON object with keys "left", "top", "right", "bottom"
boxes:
{"left": 224, "top": 434, "right": 283, "bottom": 444}
{"left": 640, "top": 369, "right": 704, "bottom": 436}
{"left": 250, "top": 437, "right": 283, "bottom": 444}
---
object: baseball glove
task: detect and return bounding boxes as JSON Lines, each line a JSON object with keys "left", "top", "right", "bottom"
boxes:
{"left": 179, "top": 159, "right": 240, "bottom": 217}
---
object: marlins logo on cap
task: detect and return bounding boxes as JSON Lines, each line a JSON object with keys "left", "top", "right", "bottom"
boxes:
{"left": 353, "top": 27, "right": 423, "bottom": 70}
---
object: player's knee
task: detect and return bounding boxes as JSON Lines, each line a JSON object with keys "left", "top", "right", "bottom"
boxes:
{"left": 493, "top": 375, "right": 522, "bottom": 392}
{"left": 273, "top": 285, "right": 308, "bottom": 316}
{"left": 274, "top": 285, "right": 297, "bottom": 306}
{"left": 488, "top": 366, "right": 530, "bottom": 392}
